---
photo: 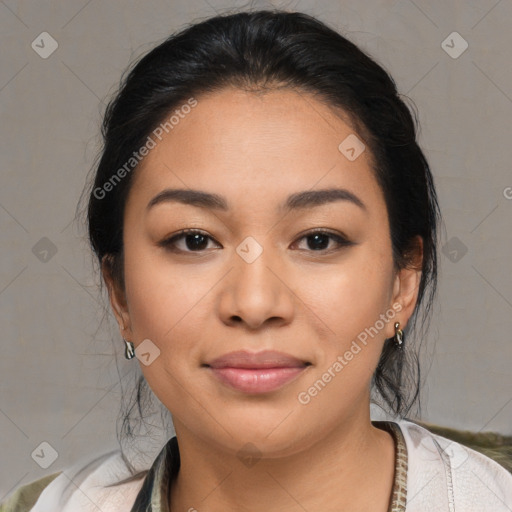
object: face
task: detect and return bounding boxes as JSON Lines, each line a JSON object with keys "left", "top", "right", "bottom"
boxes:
{"left": 105, "top": 87, "right": 421, "bottom": 458}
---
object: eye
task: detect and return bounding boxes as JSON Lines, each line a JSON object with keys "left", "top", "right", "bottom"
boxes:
{"left": 159, "top": 228, "right": 354, "bottom": 254}
{"left": 292, "top": 229, "right": 354, "bottom": 253}
{"left": 158, "top": 229, "right": 220, "bottom": 253}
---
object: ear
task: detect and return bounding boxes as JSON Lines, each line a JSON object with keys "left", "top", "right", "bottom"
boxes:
{"left": 101, "top": 255, "right": 133, "bottom": 340}
{"left": 388, "top": 235, "right": 423, "bottom": 334}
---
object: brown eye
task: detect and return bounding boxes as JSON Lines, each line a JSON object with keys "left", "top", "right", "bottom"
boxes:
{"left": 159, "top": 228, "right": 354, "bottom": 255}
{"left": 159, "top": 229, "right": 220, "bottom": 253}
{"left": 293, "top": 230, "right": 354, "bottom": 253}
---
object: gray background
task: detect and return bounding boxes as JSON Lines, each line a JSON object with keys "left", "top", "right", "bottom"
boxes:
{"left": 1, "top": 0, "right": 511, "bottom": 500}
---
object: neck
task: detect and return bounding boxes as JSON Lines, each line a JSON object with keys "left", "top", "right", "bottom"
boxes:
{"left": 169, "top": 407, "right": 396, "bottom": 512}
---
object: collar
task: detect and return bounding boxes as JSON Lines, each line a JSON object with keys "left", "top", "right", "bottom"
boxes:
{"left": 129, "top": 420, "right": 408, "bottom": 512}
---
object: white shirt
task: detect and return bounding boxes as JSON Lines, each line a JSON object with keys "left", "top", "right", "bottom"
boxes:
{"left": 28, "top": 419, "right": 512, "bottom": 512}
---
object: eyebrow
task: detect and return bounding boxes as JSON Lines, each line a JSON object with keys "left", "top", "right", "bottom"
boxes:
{"left": 146, "top": 187, "right": 367, "bottom": 213}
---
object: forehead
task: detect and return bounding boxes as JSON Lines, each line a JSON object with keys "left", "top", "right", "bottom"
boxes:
{"left": 127, "top": 87, "right": 385, "bottom": 216}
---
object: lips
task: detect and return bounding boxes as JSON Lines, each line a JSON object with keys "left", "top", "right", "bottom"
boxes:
{"left": 207, "top": 350, "right": 309, "bottom": 369}
{"left": 205, "top": 350, "right": 311, "bottom": 394}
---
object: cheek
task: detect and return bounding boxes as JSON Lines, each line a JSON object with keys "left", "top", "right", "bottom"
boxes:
{"left": 123, "top": 241, "right": 195, "bottom": 332}
{"left": 294, "top": 247, "right": 395, "bottom": 411}
{"left": 121, "top": 251, "right": 209, "bottom": 407}
{"left": 122, "top": 244, "right": 221, "bottom": 372}
{"left": 296, "top": 263, "right": 393, "bottom": 417}
{"left": 301, "top": 247, "right": 394, "bottom": 338}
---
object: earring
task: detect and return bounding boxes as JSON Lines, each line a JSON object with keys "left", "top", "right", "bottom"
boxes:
{"left": 394, "top": 322, "right": 404, "bottom": 347}
{"left": 124, "top": 338, "right": 135, "bottom": 360}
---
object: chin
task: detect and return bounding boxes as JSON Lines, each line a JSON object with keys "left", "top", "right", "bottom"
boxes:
{"left": 213, "top": 406, "right": 310, "bottom": 455}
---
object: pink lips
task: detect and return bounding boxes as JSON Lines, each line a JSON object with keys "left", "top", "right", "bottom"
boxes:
{"left": 206, "top": 350, "right": 310, "bottom": 394}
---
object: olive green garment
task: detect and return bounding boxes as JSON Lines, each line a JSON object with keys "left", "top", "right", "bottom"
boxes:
{"left": 0, "top": 472, "right": 62, "bottom": 512}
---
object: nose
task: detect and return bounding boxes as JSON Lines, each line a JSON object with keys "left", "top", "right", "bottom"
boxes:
{"left": 217, "top": 239, "right": 295, "bottom": 330}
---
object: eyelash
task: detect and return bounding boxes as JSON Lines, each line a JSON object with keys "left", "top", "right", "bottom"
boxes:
{"left": 158, "top": 228, "right": 354, "bottom": 255}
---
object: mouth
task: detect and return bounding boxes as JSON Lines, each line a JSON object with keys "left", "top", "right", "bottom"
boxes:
{"left": 204, "top": 350, "right": 312, "bottom": 394}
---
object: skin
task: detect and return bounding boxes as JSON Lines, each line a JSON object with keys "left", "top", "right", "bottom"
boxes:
{"left": 103, "top": 86, "right": 423, "bottom": 511}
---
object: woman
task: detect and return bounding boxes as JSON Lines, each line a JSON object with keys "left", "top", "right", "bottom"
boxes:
{"left": 3, "top": 9, "right": 511, "bottom": 512}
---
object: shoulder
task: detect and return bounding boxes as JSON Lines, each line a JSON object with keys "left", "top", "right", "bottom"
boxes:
{"left": 0, "top": 473, "right": 61, "bottom": 512}
{"left": 396, "top": 419, "right": 512, "bottom": 512}
{"left": 1, "top": 449, "right": 147, "bottom": 512}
